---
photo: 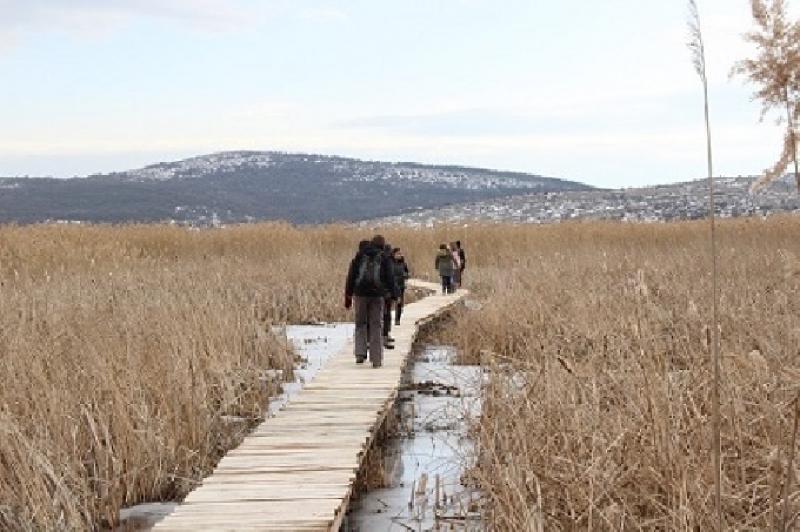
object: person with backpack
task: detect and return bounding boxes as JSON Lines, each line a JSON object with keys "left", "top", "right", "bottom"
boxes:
{"left": 344, "top": 235, "right": 397, "bottom": 368}
{"left": 391, "top": 247, "right": 410, "bottom": 325}
{"left": 354, "top": 239, "right": 374, "bottom": 349}
{"left": 435, "top": 243, "right": 456, "bottom": 294}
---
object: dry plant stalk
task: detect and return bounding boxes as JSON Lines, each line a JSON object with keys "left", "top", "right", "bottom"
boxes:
{"left": 732, "top": 0, "right": 800, "bottom": 193}
{"left": 688, "top": 1, "right": 722, "bottom": 529}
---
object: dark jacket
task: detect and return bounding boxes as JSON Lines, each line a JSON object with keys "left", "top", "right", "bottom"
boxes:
{"left": 435, "top": 249, "right": 456, "bottom": 277}
{"left": 392, "top": 258, "right": 410, "bottom": 291}
{"left": 345, "top": 244, "right": 398, "bottom": 298}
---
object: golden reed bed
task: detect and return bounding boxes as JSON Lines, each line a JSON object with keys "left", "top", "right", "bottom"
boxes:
{"left": 0, "top": 218, "right": 799, "bottom": 530}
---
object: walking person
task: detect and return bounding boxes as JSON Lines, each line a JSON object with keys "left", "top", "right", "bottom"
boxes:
{"left": 391, "top": 247, "right": 410, "bottom": 325}
{"left": 455, "top": 240, "right": 466, "bottom": 287}
{"left": 450, "top": 242, "right": 462, "bottom": 289}
{"left": 435, "top": 243, "right": 456, "bottom": 294}
{"left": 345, "top": 235, "right": 397, "bottom": 368}
{"left": 381, "top": 243, "right": 396, "bottom": 349}
{"left": 355, "top": 239, "right": 372, "bottom": 348}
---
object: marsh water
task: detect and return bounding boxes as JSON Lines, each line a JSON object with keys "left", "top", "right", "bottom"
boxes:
{"left": 343, "top": 345, "right": 484, "bottom": 532}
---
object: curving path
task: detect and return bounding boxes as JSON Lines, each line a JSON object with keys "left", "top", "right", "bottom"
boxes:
{"left": 153, "top": 279, "right": 468, "bottom": 531}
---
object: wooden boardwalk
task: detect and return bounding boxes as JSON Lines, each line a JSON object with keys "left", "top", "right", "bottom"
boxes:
{"left": 154, "top": 279, "right": 467, "bottom": 531}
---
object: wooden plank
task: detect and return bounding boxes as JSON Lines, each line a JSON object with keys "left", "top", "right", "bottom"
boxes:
{"left": 183, "top": 487, "right": 350, "bottom": 503}
{"left": 232, "top": 438, "right": 369, "bottom": 447}
{"left": 214, "top": 458, "right": 359, "bottom": 469}
{"left": 201, "top": 475, "right": 355, "bottom": 486}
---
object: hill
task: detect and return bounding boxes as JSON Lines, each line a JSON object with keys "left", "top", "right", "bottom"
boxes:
{"left": 0, "top": 151, "right": 592, "bottom": 225}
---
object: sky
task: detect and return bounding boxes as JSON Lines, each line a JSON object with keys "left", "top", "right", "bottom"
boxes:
{"left": 0, "top": 0, "right": 794, "bottom": 188}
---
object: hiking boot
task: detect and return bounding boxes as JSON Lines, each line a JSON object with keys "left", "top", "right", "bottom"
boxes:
{"left": 395, "top": 318, "right": 401, "bottom": 326}
{"left": 373, "top": 362, "right": 382, "bottom": 368}
{"left": 356, "top": 356, "right": 366, "bottom": 364}
{"left": 383, "top": 336, "right": 395, "bottom": 349}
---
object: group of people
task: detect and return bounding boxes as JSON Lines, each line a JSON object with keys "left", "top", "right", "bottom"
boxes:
{"left": 343, "top": 235, "right": 410, "bottom": 368}
{"left": 343, "top": 235, "right": 466, "bottom": 368}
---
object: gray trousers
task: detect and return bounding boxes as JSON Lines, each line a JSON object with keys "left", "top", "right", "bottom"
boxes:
{"left": 354, "top": 296, "right": 384, "bottom": 365}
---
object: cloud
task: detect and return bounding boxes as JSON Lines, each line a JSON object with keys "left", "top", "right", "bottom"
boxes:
{"left": 335, "top": 108, "right": 587, "bottom": 137}
{"left": 299, "top": 7, "right": 347, "bottom": 24}
{"left": 0, "top": 31, "right": 17, "bottom": 51}
{"left": 0, "top": 0, "right": 263, "bottom": 44}
{"left": 241, "top": 101, "right": 302, "bottom": 118}
{"left": 332, "top": 90, "right": 705, "bottom": 140}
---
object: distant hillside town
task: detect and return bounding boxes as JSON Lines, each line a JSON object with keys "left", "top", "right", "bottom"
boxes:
{"left": 361, "top": 176, "right": 800, "bottom": 227}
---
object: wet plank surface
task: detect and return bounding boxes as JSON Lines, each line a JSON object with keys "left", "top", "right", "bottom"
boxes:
{"left": 153, "top": 279, "right": 467, "bottom": 531}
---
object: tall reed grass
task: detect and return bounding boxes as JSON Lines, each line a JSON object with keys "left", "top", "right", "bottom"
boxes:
{"left": 433, "top": 219, "right": 800, "bottom": 529}
{"left": 3, "top": 219, "right": 799, "bottom": 530}
{"left": 0, "top": 223, "right": 358, "bottom": 530}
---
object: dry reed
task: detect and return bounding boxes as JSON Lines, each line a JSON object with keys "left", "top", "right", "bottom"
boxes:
{"left": 433, "top": 219, "right": 800, "bottom": 530}
{"left": 732, "top": 0, "right": 800, "bottom": 193}
{"left": 3, "top": 219, "right": 800, "bottom": 530}
{"left": 0, "top": 223, "right": 358, "bottom": 530}
{"left": 688, "top": 2, "right": 723, "bottom": 526}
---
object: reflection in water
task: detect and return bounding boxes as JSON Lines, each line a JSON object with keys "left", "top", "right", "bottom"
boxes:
{"left": 344, "top": 346, "right": 484, "bottom": 532}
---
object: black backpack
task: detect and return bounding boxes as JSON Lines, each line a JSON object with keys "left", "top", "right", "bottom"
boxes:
{"left": 354, "top": 251, "right": 384, "bottom": 292}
